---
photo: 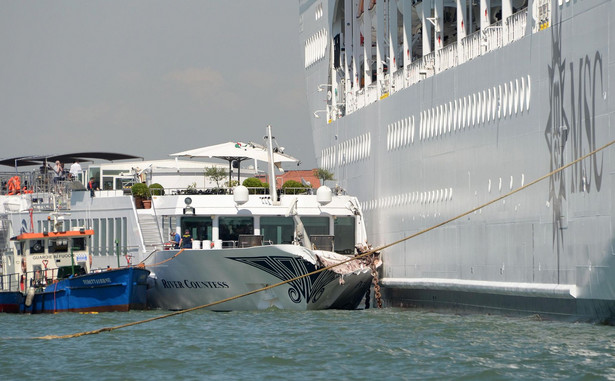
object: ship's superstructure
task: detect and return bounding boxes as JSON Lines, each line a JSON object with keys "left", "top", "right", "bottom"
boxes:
{"left": 299, "top": 0, "right": 615, "bottom": 322}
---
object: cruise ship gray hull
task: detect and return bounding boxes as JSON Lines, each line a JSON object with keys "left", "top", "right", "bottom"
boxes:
{"left": 300, "top": 0, "right": 615, "bottom": 322}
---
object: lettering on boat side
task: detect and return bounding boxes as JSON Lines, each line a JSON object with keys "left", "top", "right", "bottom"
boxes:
{"left": 82, "top": 278, "right": 112, "bottom": 285}
{"left": 160, "top": 279, "right": 230, "bottom": 289}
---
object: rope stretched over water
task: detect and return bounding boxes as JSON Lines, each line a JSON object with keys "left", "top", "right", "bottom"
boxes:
{"left": 29, "top": 137, "right": 615, "bottom": 340}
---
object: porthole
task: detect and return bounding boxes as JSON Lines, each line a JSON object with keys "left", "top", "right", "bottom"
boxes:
{"left": 498, "top": 85, "right": 502, "bottom": 119}
{"left": 526, "top": 75, "right": 531, "bottom": 110}
{"left": 508, "top": 80, "right": 514, "bottom": 115}
{"left": 514, "top": 79, "right": 519, "bottom": 114}
{"left": 453, "top": 99, "right": 458, "bottom": 130}
{"left": 520, "top": 77, "right": 526, "bottom": 113}
{"left": 486, "top": 88, "right": 491, "bottom": 122}
{"left": 492, "top": 86, "right": 497, "bottom": 120}
{"left": 472, "top": 93, "right": 476, "bottom": 126}
{"left": 503, "top": 83, "right": 508, "bottom": 118}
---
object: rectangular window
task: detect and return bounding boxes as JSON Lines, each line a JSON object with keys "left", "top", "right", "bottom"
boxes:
{"left": 102, "top": 176, "right": 114, "bottom": 190}
{"left": 48, "top": 239, "right": 69, "bottom": 253}
{"left": 108, "top": 218, "right": 115, "bottom": 256}
{"left": 303, "top": 217, "right": 330, "bottom": 237}
{"left": 218, "top": 217, "right": 254, "bottom": 244}
{"left": 72, "top": 237, "right": 86, "bottom": 251}
{"left": 122, "top": 217, "right": 127, "bottom": 255}
{"left": 334, "top": 216, "right": 356, "bottom": 254}
{"left": 93, "top": 219, "right": 99, "bottom": 255}
{"left": 260, "top": 216, "right": 295, "bottom": 244}
{"left": 115, "top": 218, "right": 122, "bottom": 255}
{"left": 181, "top": 216, "right": 213, "bottom": 241}
{"left": 100, "top": 219, "right": 106, "bottom": 255}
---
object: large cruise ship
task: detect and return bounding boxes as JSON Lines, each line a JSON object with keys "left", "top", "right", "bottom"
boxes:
{"left": 298, "top": 0, "right": 615, "bottom": 322}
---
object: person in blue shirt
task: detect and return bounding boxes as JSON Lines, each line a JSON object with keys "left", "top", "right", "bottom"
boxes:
{"left": 170, "top": 231, "right": 181, "bottom": 249}
{"left": 180, "top": 229, "right": 193, "bottom": 249}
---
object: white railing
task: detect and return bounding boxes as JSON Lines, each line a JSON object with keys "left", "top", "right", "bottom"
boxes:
{"left": 461, "top": 31, "right": 482, "bottom": 63}
{"left": 366, "top": 83, "right": 379, "bottom": 104}
{"left": 339, "top": 8, "right": 531, "bottom": 116}
{"left": 391, "top": 69, "right": 405, "bottom": 95}
{"left": 507, "top": 10, "right": 528, "bottom": 44}
{"left": 437, "top": 43, "right": 458, "bottom": 72}
{"left": 483, "top": 21, "right": 503, "bottom": 54}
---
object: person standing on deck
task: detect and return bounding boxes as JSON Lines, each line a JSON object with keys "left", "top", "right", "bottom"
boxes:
{"left": 180, "top": 229, "right": 193, "bottom": 249}
{"left": 69, "top": 161, "right": 82, "bottom": 181}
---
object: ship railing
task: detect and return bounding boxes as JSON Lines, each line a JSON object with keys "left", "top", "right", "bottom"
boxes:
{"left": 0, "top": 267, "right": 64, "bottom": 292}
{"left": 345, "top": 91, "right": 358, "bottom": 115}
{"left": 482, "top": 21, "right": 503, "bottom": 54}
{"left": 356, "top": 88, "right": 366, "bottom": 109}
{"left": 365, "top": 82, "right": 379, "bottom": 104}
{"left": 436, "top": 42, "right": 458, "bottom": 72}
{"left": 391, "top": 69, "right": 405, "bottom": 95}
{"left": 461, "top": 31, "right": 482, "bottom": 63}
{"left": 506, "top": 9, "right": 528, "bottom": 44}
{"left": 406, "top": 53, "right": 435, "bottom": 87}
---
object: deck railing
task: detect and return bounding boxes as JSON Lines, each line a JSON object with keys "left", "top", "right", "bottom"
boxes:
{"left": 342, "top": 7, "right": 530, "bottom": 117}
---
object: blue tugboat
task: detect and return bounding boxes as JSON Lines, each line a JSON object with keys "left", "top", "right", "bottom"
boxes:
{"left": 1, "top": 228, "right": 149, "bottom": 313}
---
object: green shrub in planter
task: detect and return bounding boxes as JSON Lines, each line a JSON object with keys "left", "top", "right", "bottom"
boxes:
{"left": 131, "top": 183, "right": 150, "bottom": 198}
{"left": 149, "top": 183, "right": 164, "bottom": 196}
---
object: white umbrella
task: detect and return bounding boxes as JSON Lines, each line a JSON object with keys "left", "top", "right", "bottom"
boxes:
{"left": 170, "top": 142, "right": 298, "bottom": 184}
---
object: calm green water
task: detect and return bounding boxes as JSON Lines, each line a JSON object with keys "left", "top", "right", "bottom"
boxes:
{"left": 1, "top": 308, "right": 614, "bottom": 380}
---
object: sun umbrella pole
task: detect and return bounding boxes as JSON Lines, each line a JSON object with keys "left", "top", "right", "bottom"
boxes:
{"left": 266, "top": 125, "right": 278, "bottom": 204}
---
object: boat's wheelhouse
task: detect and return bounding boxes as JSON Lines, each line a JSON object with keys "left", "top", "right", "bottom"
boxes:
{"left": 1, "top": 229, "right": 94, "bottom": 292}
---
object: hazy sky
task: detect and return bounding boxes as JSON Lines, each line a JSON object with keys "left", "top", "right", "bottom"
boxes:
{"left": 0, "top": 1, "right": 316, "bottom": 169}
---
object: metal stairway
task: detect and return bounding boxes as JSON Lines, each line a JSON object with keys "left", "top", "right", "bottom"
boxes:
{"left": 136, "top": 211, "right": 163, "bottom": 253}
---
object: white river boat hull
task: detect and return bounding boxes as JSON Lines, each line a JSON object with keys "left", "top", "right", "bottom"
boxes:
{"left": 146, "top": 245, "right": 374, "bottom": 311}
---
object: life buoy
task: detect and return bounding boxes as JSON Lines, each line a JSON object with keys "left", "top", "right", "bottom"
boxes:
{"left": 7, "top": 176, "right": 21, "bottom": 195}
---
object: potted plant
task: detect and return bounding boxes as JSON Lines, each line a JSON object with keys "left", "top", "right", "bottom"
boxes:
{"left": 149, "top": 183, "right": 165, "bottom": 196}
{"left": 282, "top": 180, "right": 308, "bottom": 194}
{"left": 131, "top": 183, "right": 149, "bottom": 209}
{"left": 242, "top": 177, "right": 268, "bottom": 194}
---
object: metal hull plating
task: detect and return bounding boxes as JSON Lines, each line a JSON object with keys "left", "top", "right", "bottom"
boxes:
{"left": 146, "top": 245, "right": 373, "bottom": 311}
{"left": 300, "top": 0, "right": 615, "bottom": 322}
{"left": 24, "top": 267, "right": 150, "bottom": 314}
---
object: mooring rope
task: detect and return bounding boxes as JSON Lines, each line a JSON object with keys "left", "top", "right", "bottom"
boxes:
{"left": 26, "top": 137, "right": 615, "bottom": 340}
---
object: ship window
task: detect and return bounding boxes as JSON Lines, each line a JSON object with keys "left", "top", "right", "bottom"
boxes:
{"left": 261, "top": 217, "right": 295, "bottom": 244}
{"left": 108, "top": 218, "right": 115, "bottom": 255}
{"left": 102, "top": 176, "right": 114, "bottom": 191}
{"left": 48, "top": 239, "right": 69, "bottom": 253}
{"left": 219, "top": 217, "right": 254, "bottom": 243}
{"left": 92, "top": 219, "right": 99, "bottom": 255}
{"left": 181, "top": 217, "right": 213, "bottom": 241}
{"left": 303, "top": 217, "right": 330, "bottom": 237}
{"left": 334, "top": 217, "right": 355, "bottom": 254}
{"left": 72, "top": 237, "right": 86, "bottom": 251}
{"left": 30, "top": 240, "right": 44, "bottom": 254}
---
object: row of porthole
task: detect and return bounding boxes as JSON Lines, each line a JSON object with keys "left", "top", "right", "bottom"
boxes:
{"left": 321, "top": 133, "right": 371, "bottom": 170}
{"left": 361, "top": 187, "right": 454, "bottom": 211}
{"left": 487, "top": 174, "right": 526, "bottom": 193}
{"left": 315, "top": 3, "right": 323, "bottom": 20}
{"left": 418, "top": 75, "right": 532, "bottom": 141}
{"left": 387, "top": 116, "right": 416, "bottom": 151}
{"left": 305, "top": 28, "right": 328, "bottom": 68}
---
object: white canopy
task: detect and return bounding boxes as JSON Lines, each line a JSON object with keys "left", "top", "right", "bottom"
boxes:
{"left": 170, "top": 142, "right": 298, "bottom": 164}
{"left": 170, "top": 142, "right": 299, "bottom": 184}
